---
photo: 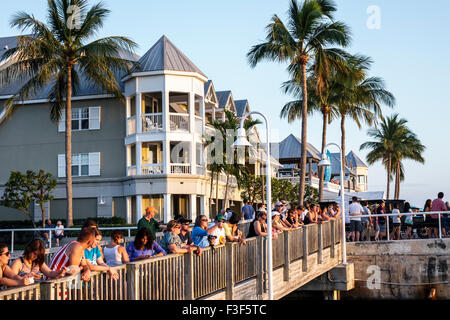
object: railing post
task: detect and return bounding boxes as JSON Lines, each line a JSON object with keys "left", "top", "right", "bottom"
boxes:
{"left": 226, "top": 242, "right": 235, "bottom": 300}
{"left": 49, "top": 229, "right": 52, "bottom": 249}
{"left": 283, "top": 231, "right": 290, "bottom": 281}
{"left": 11, "top": 231, "right": 14, "bottom": 253}
{"left": 438, "top": 213, "right": 442, "bottom": 239}
{"left": 256, "top": 236, "right": 264, "bottom": 299}
{"left": 330, "top": 220, "right": 335, "bottom": 258}
{"left": 40, "top": 282, "right": 54, "bottom": 300}
{"left": 318, "top": 223, "right": 323, "bottom": 264}
{"left": 387, "top": 216, "right": 390, "bottom": 241}
{"left": 302, "top": 226, "right": 309, "bottom": 272}
{"left": 126, "top": 263, "right": 139, "bottom": 300}
{"left": 184, "top": 252, "right": 194, "bottom": 300}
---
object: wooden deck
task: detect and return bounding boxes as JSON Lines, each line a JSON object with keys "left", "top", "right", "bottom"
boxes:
{"left": 0, "top": 220, "right": 342, "bottom": 300}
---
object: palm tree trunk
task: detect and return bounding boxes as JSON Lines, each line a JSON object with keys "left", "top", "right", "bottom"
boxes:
{"left": 386, "top": 153, "right": 391, "bottom": 200}
{"left": 395, "top": 161, "right": 400, "bottom": 199}
{"left": 224, "top": 174, "right": 230, "bottom": 209}
{"left": 209, "top": 169, "right": 214, "bottom": 215}
{"left": 299, "top": 62, "right": 308, "bottom": 206}
{"left": 66, "top": 65, "right": 73, "bottom": 227}
{"left": 340, "top": 115, "right": 346, "bottom": 193}
{"left": 319, "top": 111, "right": 328, "bottom": 202}
{"left": 40, "top": 202, "right": 46, "bottom": 228}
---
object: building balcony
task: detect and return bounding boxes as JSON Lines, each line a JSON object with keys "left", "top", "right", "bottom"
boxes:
{"left": 169, "top": 113, "right": 189, "bottom": 132}
{"left": 142, "top": 113, "right": 163, "bottom": 132}
{"left": 170, "top": 163, "right": 191, "bottom": 174}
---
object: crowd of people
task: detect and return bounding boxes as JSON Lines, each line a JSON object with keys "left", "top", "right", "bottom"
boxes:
{"left": 1, "top": 192, "right": 448, "bottom": 290}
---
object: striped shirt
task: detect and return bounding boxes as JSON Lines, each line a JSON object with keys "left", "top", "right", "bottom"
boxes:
{"left": 49, "top": 241, "right": 77, "bottom": 271}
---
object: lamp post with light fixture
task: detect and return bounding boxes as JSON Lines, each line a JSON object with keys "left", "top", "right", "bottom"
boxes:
{"left": 232, "top": 111, "right": 273, "bottom": 300}
{"left": 318, "top": 143, "right": 347, "bottom": 265}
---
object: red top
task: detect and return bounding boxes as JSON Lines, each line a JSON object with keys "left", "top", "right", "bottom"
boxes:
{"left": 431, "top": 198, "right": 447, "bottom": 219}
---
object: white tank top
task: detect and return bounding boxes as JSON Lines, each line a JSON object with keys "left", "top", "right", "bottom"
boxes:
{"left": 103, "top": 245, "right": 122, "bottom": 267}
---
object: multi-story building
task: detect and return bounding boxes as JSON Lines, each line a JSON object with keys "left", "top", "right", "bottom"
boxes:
{"left": 0, "top": 35, "right": 276, "bottom": 223}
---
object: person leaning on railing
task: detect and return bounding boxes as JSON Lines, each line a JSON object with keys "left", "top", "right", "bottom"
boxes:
{"left": 191, "top": 215, "right": 219, "bottom": 248}
{"left": 159, "top": 220, "right": 201, "bottom": 255}
{"left": 103, "top": 230, "right": 130, "bottom": 267}
{"left": 10, "top": 239, "right": 66, "bottom": 282}
{"left": 84, "top": 229, "right": 119, "bottom": 280}
{"left": 224, "top": 212, "right": 246, "bottom": 245}
{"left": 0, "top": 243, "right": 33, "bottom": 288}
{"left": 126, "top": 228, "right": 167, "bottom": 262}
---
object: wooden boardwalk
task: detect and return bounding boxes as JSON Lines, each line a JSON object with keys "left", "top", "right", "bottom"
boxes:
{"left": 0, "top": 220, "right": 342, "bottom": 300}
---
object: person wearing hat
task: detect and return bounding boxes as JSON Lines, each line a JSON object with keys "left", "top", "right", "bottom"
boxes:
{"left": 177, "top": 217, "right": 199, "bottom": 253}
{"left": 272, "top": 204, "right": 292, "bottom": 232}
{"left": 137, "top": 206, "right": 165, "bottom": 240}
{"left": 209, "top": 215, "right": 227, "bottom": 246}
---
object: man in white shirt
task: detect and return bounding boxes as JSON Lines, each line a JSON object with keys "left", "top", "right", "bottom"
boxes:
{"left": 348, "top": 196, "right": 364, "bottom": 242}
{"left": 209, "top": 214, "right": 227, "bottom": 246}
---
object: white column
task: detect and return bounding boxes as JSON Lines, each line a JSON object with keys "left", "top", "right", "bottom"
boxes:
{"left": 126, "top": 197, "right": 132, "bottom": 224}
{"left": 136, "top": 93, "right": 142, "bottom": 133}
{"left": 164, "top": 194, "right": 172, "bottom": 223}
{"left": 189, "top": 194, "right": 197, "bottom": 221}
{"left": 201, "top": 96, "right": 205, "bottom": 136}
{"left": 136, "top": 195, "right": 143, "bottom": 222}
{"left": 163, "top": 90, "right": 170, "bottom": 132}
{"left": 136, "top": 142, "right": 142, "bottom": 176}
{"left": 163, "top": 140, "right": 170, "bottom": 174}
{"left": 200, "top": 195, "right": 206, "bottom": 219}
{"left": 189, "top": 93, "right": 195, "bottom": 134}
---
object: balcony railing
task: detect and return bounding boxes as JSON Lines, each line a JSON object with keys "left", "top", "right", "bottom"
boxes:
{"left": 142, "top": 113, "right": 163, "bottom": 132}
{"left": 127, "top": 166, "right": 137, "bottom": 176}
{"left": 127, "top": 116, "right": 136, "bottom": 135}
{"left": 196, "top": 165, "right": 205, "bottom": 175}
{"left": 141, "top": 163, "right": 163, "bottom": 175}
{"left": 169, "top": 113, "right": 189, "bottom": 132}
{"left": 170, "top": 163, "right": 191, "bottom": 174}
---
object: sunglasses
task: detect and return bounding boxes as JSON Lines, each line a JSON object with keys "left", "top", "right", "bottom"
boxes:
{"left": 201, "top": 219, "right": 208, "bottom": 222}
{"left": 217, "top": 220, "right": 225, "bottom": 223}
{"left": 182, "top": 223, "right": 190, "bottom": 226}
{"left": 1, "top": 251, "right": 10, "bottom": 256}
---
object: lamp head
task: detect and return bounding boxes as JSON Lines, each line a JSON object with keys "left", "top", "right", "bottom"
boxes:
{"left": 318, "top": 153, "right": 331, "bottom": 167}
{"left": 232, "top": 127, "right": 252, "bottom": 148}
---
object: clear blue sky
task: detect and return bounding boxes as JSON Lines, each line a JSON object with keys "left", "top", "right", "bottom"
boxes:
{"left": 1, "top": 0, "right": 449, "bottom": 207}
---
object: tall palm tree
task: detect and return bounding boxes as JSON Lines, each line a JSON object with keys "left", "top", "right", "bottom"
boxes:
{"left": 336, "top": 55, "right": 395, "bottom": 188}
{"left": 0, "top": 0, "right": 137, "bottom": 226}
{"left": 247, "top": 0, "right": 351, "bottom": 205}
{"left": 360, "top": 114, "right": 420, "bottom": 200}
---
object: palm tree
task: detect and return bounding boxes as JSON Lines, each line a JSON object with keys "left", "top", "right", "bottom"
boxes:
{"left": 0, "top": 0, "right": 137, "bottom": 226}
{"left": 360, "top": 114, "right": 425, "bottom": 200}
{"left": 335, "top": 55, "right": 395, "bottom": 188}
{"left": 247, "top": 0, "right": 351, "bottom": 205}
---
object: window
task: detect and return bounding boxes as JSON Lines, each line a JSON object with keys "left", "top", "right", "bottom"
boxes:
{"left": 58, "top": 107, "right": 101, "bottom": 132}
{"left": 58, "top": 153, "right": 101, "bottom": 177}
{"left": 358, "top": 175, "right": 366, "bottom": 184}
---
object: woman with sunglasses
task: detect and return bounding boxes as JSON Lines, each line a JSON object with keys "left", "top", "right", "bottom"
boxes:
{"left": 160, "top": 220, "right": 201, "bottom": 254}
{"left": 192, "top": 215, "right": 219, "bottom": 248}
{"left": 10, "top": 239, "right": 66, "bottom": 282}
{"left": 0, "top": 243, "right": 33, "bottom": 288}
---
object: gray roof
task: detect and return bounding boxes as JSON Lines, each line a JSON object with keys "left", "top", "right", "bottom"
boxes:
{"left": 131, "top": 35, "right": 206, "bottom": 77}
{"left": 234, "top": 99, "right": 248, "bottom": 117}
{"left": 346, "top": 151, "right": 368, "bottom": 168}
{"left": 271, "top": 134, "right": 321, "bottom": 162}
{"left": 0, "top": 35, "right": 20, "bottom": 60}
{"left": 216, "top": 91, "right": 232, "bottom": 109}
{"left": 204, "top": 80, "right": 213, "bottom": 96}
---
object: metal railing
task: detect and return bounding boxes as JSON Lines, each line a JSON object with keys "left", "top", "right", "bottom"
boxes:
{"left": 169, "top": 113, "right": 189, "bottom": 132}
{"left": 126, "top": 116, "right": 136, "bottom": 135}
{"left": 141, "top": 163, "right": 163, "bottom": 175}
{"left": 349, "top": 210, "right": 449, "bottom": 241}
{"left": 170, "top": 163, "right": 191, "bottom": 174}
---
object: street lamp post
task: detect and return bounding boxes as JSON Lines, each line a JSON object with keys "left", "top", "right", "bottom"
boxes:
{"left": 318, "top": 143, "right": 347, "bottom": 265}
{"left": 232, "top": 111, "right": 273, "bottom": 300}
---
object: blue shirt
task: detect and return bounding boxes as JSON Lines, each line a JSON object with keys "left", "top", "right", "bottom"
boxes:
{"left": 84, "top": 246, "right": 102, "bottom": 265}
{"left": 126, "top": 241, "right": 167, "bottom": 262}
{"left": 242, "top": 204, "right": 255, "bottom": 220}
{"left": 191, "top": 226, "right": 210, "bottom": 248}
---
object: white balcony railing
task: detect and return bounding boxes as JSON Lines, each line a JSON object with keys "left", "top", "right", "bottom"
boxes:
{"left": 127, "top": 116, "right": 136, "bottom": 135}
{"left": 127, "top": 166, "right": 137, "bottom": 176}
{"left": 141, "top": 163, "right": 163, "bottom": 175}
{"left": 169, "top": 113, "right": 189, "bottom": 132}
{"left": 196, "top": 165, "right": 205, "bottom": 176}
{"left": 195, "top": 116, "right": 203, "bottom": 135}
{"left": 171, "top": 163, "right": 191, "bottom": 174}
{"left": 142, "top": 113, "right": 163, "bottom": 132}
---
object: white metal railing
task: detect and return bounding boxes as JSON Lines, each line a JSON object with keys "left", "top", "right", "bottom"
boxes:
{"left": 170, "top": 163, "right": 191, "bottom": 174}
{"left": 141, "top": 163, "right": 163, "bottom": 175}
{"left": 169, "top": 113, "right": 189, "bottom": 132}
{"left": 324, "top": 181, "right": 341, "bottom": 191}
{"left": 127, "top": 166, "right": 137, "bottom": 176}
{"left": 126, "top": 116, "right": 136, "bottom": 135}
{"left": 196, "top": 165, "right": 205, "bottom": 176}
{"left": 194, "top": 116, "right": 203, "bottom": 134}
{"left": 350, "top": 210, "right": 449, "bottom": 241}
{"left": 1, "top": 227, "right": 137, "bottom": 253}
{"left": 141, "top": 113, "right": 162, "bottom": 132}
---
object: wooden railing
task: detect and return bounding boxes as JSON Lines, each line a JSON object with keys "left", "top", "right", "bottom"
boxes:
{"left": 1, "top": 220, "right": 342, "bottom": 300}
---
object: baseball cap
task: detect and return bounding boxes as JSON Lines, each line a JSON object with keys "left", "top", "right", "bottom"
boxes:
{"left": 215, "top": 214, "right": 227, "bottom": 221}
{"left": 145, "top": 206, "right": 158, "bottom": 214}
{"left": 275, "top": 201, "right": 283, "bottom": 207}
{"left": 271, "top": 211, "right": 280, "bottom": 217}
{"left": 178, "top": 217, "right": 192, "bottom": 224}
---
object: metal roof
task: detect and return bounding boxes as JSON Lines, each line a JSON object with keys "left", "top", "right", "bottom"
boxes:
{"left": 234, "top": 99, "right": 248, "bottom": 117}
{"left": 271, "top": 134, "right": 321, "bottom": 162}
{"left": 346, "top": 151, "right": 368, "bottom": 168}
{"left": 131, "top": 35, "right": 206, "bottom": 77}
{"left": 0, "top": 35, "right": 20, "bottom": 60}
{"left": 216, "top": 91, "right": 232, "bottom": 109}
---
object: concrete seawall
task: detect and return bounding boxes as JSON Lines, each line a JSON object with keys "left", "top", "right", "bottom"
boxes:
{"left": 344, "top": 239, "right": 450, "bottom": 300}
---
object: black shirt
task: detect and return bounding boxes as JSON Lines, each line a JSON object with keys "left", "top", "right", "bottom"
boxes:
{"left": 179, "top": 231, "right": 193, "bottom": 245}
